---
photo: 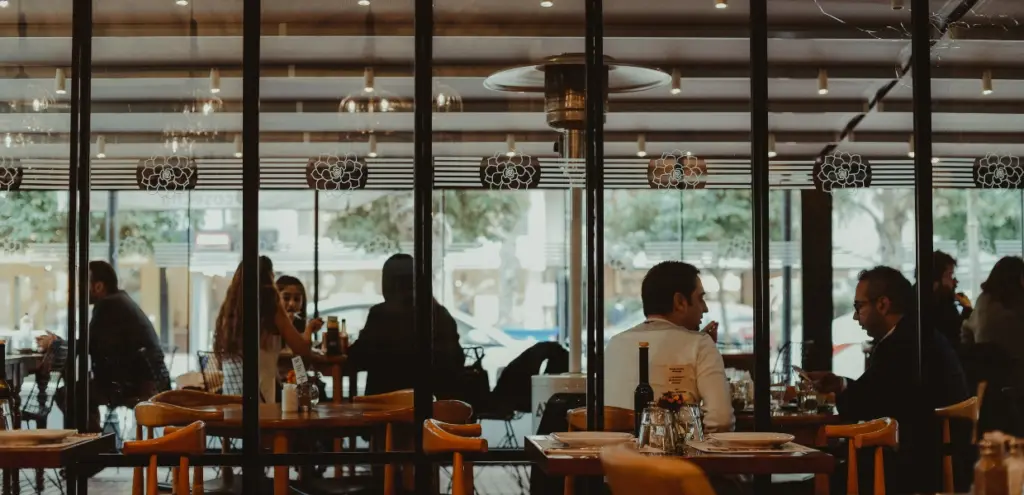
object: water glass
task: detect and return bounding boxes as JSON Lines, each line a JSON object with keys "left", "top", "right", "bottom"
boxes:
{"left": 676, "top": 404, "right": 705, "bottom": 443}
{"left": 637, "top": 405, "right": 678, "bottom": 454}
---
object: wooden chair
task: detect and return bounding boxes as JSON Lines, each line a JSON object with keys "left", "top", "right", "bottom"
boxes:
{"left": 422, "top": 419, "right": 488, "bottom": 495}
{"left": 150, "top": 389, "right": 242, "bottom": 408}
{"left": 935, "top": 381, "right": 987, "bottom": 492}
{"left": 122, "top": 421, "right": 207, "bottom": 495}
{"left": 353, "top": 388, "right": 415, "bottom": 406}
{"left": 564, "top": 406, "right": 635, "bottom": 494}
{"left": 566, "top": 406, "right": 635, "bottom": 432}
{"left": 601, "top": 443, "right": 715, "bottom": 495}
{"left": 132, "top": 402, "right": 224, "bottom": 495}
{"left": 818, "top": 417, "right": 899, "bottom": 495}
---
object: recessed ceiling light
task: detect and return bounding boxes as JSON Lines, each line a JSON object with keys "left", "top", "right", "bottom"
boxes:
{"left": 715, "top": 0, "right": 727, "bottom": 9}
{"left": 358, "top": 0, "right": 370, "bottom": 6}
{"left": 175, "top": 0, "right": 188, "bottom": 6}
{"left": 540, "top": 0, "right": 554, "bottom": 6}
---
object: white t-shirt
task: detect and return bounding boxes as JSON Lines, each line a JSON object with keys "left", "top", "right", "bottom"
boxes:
{"left": 604, "top": 318, "right": 735, "bottom": 433}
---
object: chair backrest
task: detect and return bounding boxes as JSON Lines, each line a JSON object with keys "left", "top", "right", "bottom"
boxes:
{"left": 935, "top": 382, "right": 986, "bottom": 492}
{"left": 422, "top": 419, "right": 487, "bottom": 495}
{"left": 822, "top": 418, "right": 898, "bottom": 495}
{"left": 601, "top": 443, "right": 715, "bottom": 495}
{"left": 567, "top": 406, "right": 634, "bottom": 432}
{"left": 150, "top": 389, "right": 242, "bottom": 408}
{"left": 134, "top": 401, "right": 224, "bottom": 430}
{"left": 434, "top": 399, "right": 473, "bottom": 425}
{"left": 354, "top": 388, "right": 415, "bottom": 406}
{"left": 123, "top": 421, "right": 206, "bottom": 495}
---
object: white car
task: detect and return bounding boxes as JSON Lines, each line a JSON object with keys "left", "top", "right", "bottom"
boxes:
{"left": 312, "top": 294, "right": 533, "bottom": 388}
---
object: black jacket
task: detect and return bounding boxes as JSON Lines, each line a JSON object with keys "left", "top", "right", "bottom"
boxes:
{"left": 347, "top": 300, "right": 464, "bottom": 397}
{"left": 837, "top": 316, "right": 969, "bottom": 493}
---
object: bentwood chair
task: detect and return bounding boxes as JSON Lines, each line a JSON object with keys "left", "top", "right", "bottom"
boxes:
{"left": 936, "top": 381, "right": 986, "bottom": 492}
{"left": 818, "top": 417, "right": 899, "bottom": 495}
{"left": 601, "top": 443, "right": 715, "bottom": 495}
{"left": 564, "top": 406, "right": 635, "bottom": 495}
{"left": 122, "top": 421, "right": 207, "bottom": 495}
{"left": 132, "top": 402, "right": 224, "bottom": 495}
{"left": 422, "top": 419, "right": 488, "bottom": 495}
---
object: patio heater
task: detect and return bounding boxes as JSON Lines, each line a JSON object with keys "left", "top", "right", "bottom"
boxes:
{"left": 484, "top": 55, "right": 668, "bottom": 429}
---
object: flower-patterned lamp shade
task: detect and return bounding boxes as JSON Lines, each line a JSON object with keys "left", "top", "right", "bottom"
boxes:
{"left": 479, "top": 152, "right": 540, "bottom": 190}
{"left": 647, "top": 151, "right": 706, "bottom": 190}
{"left": 306, "top": 154, "right": 368, "bottom": 191}
{"left": 136, "top": 156, "right": 198, "bottom": 194}
{"left": 0, "top": 157, "right": 23, "bottom": 192}
{"left": 813, "top": 152, "right": 872, "bottom": 193}
{"left": 973, "top": 153, "right": 1023, "bottom": 189}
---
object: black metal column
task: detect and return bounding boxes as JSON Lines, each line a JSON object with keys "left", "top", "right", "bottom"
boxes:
{"left": 313, "top": 191, "right": 320, "bottom": 317}
{"left": 584, "top": 0, "right": 606, "bottom": 432}
{"left": 413, "top": 0, "right": 434, "bottom": 491}
{"left": 74, "top": 0, "right": 93, "bottom": 438}
{"left": 781, "top": 191, "right": 792, "bottom": 373}
{"left": 801, "top": 190, "right": 833, "bottom": 372}
{"left": 911, "top": 0, "right": 932, "bottom": 388}
{"left": 106, "top": 191, "right": 118, "bottom": 267}
{"left": 749, "top": 0, "right": 771, "bottom": 434}
{"left": 65, "top": 0, "right": 84, "bottom": 432}
{"left": 241, "top": 0, "right": 262, "bottom": 490}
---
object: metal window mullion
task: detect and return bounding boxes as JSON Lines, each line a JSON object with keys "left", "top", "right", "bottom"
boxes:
{"left": 911, "top": 0, "right": 933, "bottom": 390}
{"left": 241, "top": 0, "right": 262, "bottom": 489}
{"left": 74, "top": 0, "right": 94, "bottom": 438}
{"left": 749, "top": 0, "right": 771, "bottom": 434}
{"left": 584, "top": 0, "right": 605, "bottom": 432}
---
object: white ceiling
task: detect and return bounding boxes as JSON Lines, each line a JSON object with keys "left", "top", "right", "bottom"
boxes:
{"left": 0, "top": 0, "right": 1022, "bottom": 159}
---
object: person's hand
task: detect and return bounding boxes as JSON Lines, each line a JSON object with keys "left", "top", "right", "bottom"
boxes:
{"left": 35, "top": 331, "right": 57, "bottom": 352}
{"left": 805, "top": 371, "right": 846, "bottom": 394}
{"left": 701, "top": 321, "right": 719, "bottom": 343}
{"left": 305, "top": 318, "right": 324, "bottom": 335}
{"left": 956, "top": 292, "right": 972, "bottom": 310}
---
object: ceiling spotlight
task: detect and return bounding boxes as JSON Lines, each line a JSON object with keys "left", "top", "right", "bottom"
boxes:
{"left": 368, "top": 134, "right": 378, "bottom": 158}
{"left": 358, "top": 0, "right": 370, "bottom": 5}
{"left": 506, "top": 134, "right": 516, "bottom": 157}
{"left": 175, "top": 0, "right": 188, "bottom": 5}
{"left": 932, "top": 157, "right": 940, "bottom": 164}
{"left": 210, "top": 68, "right": 221, "bottom": 94}
{"left": 96, "top": 135, "right": 106, "bottom": 159}
{"left": 891, "top": 0, "right": 904, "bottom": 9}
{"left": 540, "top": 0, "right": 554, "bottom": 6}
{"left": 768, "top": 133, "right": 778, "bottom": 158}
{"left": 233, "top": 134, "right": 242, "bottom": 158}
{"left": 363, "top": 67, "right": 375, "bottom": 93}
{"left": 54, "top": 68, "right": 66, "bottom": 95}
{"left": 907, "top": 135, "right": 915, "bottom": 158}
{"left": 982, "top": 69, "right": 993, "bottom": 95}
{"left": 670, "top": 68, "right": 681, "bottom": 95}
{"left": 817, "top": 69, "right": 829, "bottom": 95}
{"left": 0, "top": 1, "right": 8, "bottom": 7}
{"left": 715, "top": 0, "right": 727, "bottom": 8}
{"left": 636, "top": 134, "right": 647, "bottom": 158}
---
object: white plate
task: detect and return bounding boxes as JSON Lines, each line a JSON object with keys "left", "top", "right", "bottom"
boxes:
{"left": 0, "top": 429, "right": 77, "bottom": 446}
{"left": 551, "top": 432, "right": 634, "bottom": 448}
{"left": 707, "top": 432, "right": 795, "bottom": 448}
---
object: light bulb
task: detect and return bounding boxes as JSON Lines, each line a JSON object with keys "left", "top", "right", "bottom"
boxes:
{"left": 670, "top": 68, "right": 681, "bottom": 95}
{"left": 540, "top": 0, "right": 554, "bottom": 6}
{"left": 715, "top": 0, "right": 727, "bottom": 8}
{"left": 931, "top": 157, "right": 940, "bottom": 164}
{"left": 358, "top": 0, "right": 370, "bottom": 5}
{"left": 175, "top": 0, "right": 188, "bottom": 5}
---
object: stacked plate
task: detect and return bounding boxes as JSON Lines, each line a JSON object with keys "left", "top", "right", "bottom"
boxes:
{"left": 0, "top": 429, "right": 78, "bottom": 447}
{"left": 706, "top": 432, "right": 794, "bottom": 449}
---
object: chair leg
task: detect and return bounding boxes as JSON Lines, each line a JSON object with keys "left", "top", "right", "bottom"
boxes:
{"left": 383, "top": 424, "right": 395, "bottom": 495}
{"left": 452, "top": 453, "right": 465, "bottom": 495}
{"left": 146, "top": 456, "right": 158, "bottom": 495}
{"left": 192, "top": 465, "right": 203, "bottom": 495}
{"left": 177, "top": 458, "right": 189, "bottom": 495}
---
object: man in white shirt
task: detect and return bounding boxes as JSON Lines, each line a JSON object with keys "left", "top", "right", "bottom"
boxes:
{"left": 604, "top": 261, "right": 735, "bottom": 433}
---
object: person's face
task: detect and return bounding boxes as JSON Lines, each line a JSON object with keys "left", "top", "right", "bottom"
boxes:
{"left": 673, "top": 276, "right": 709, "bottom": 330}
{"left": 934, "top": 265, "right": 957, "bottom": 297}
{"left": 852, "top": 280, "right": 890, "bottom": 340}
{"left": 279, "top": 285, "right": 304, "bottom": 316}
{"left": 87, "top": 270, "right": 106, "bottom": 304}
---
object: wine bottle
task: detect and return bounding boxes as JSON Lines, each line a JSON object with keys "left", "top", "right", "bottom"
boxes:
{"left": 325, "top": 316, "right": 342, "bottom": 356}
{"left": 340, "top": 318, "right": 350, "bottom": 355}
{"left": 0, "top": 340, "right": 13, "bottom": 431}
{"left": 633, "top": 342, "right": 654, "bottom": 436}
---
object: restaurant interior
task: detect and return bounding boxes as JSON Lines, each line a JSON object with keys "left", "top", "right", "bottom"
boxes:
{"left": 0, "top": 0, "right": 1023, "bottom": 493}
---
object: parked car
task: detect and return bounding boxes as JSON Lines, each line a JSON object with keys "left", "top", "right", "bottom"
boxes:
{"left": 313, "top": 294, "right": 533, "bottom": 388}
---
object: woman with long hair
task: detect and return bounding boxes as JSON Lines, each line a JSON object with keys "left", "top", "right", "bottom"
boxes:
{"left": 962, "top": 256, "right": 1024, "bottom": 381}
{"left": 214, "top": 256, "right": 327, "bottom": 402}
{"left": 276, "top": 274, "right": 308, "bottom": 333}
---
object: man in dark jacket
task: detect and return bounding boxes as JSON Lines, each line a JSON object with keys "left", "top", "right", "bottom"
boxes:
{"left": 930, "top": 250, "right": 972, "bottom": 353}
{"left": 811, "top": 266, "right": 969, "bottom": 494}
{"left": 347, "top": 254, "right": 464, "bottom": 397}
{"left": 39, "top": 260, "right": 169, "bottom": 432}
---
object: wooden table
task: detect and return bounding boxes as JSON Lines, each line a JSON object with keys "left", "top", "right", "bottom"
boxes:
{"left": 525, "top": 435, "right": 835, "bottom": 495}
{"left": 196, "top": 402, "right": 410, "bottom": 495}
{"left": 0, "top": 433, "right": 116, "bottom": 495}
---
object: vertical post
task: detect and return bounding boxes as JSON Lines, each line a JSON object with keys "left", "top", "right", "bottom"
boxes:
{"left": 241, "top": 0, "right": 261, "bottom": 490}
{"left": 801, "top": 191, "right": 833, "bottom": 371}
{"left": 748, "top": 0, "right": 771, "bottom": 433}
{"left": 911, "top": 0, "right": 932, "bottom": 388}
{"left": 66, "top": 0, "right": 84, "bottom": 432}
{"left": 584, "top": 0, "right": 605, "bottom": 432}
{"left": 781, "top": 191, "right": 792, "bottom": 373}
{"left": 565, "top": 131, "right": 584, "bottom": 376}
{"left": 107, "top": 191, "right": 118, "bottom": 268}
{"left": 413, "top": 0, "right": 434, "bottom": 491}
{"left": 313, "top": 191, "right": 320, "bottom": 317}
{"left": 75, "top": 0, "right": 93, "bottom": 436}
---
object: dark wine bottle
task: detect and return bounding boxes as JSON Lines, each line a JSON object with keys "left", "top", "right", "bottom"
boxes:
{"left": 0, "top": 340, "right": 13, "bottom": 430}
{"left": 633, "top": 342, "right": 654, "bottom": 436}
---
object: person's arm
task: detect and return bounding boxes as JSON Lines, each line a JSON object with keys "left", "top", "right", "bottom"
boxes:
{"left": 695, "top": 335, "right": 735, "bottom": 433}
{"left": 273, "top": 302, "right": 328, "bottom": 361}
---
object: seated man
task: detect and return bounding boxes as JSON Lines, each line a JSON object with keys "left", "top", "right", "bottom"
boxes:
{"left": 811, "top": 266, "right": 969, "bottom": 494}
{"left": 38, "top": 260, "right": 170, "bottom": 432}
{"left": 604, "top": 261, "right": 734, "bottom": 433}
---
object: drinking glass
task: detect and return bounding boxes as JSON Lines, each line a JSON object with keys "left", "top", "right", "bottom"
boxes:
{"left": 676, "top": 404, "right": 705, "bottom": 443}
{"left": 637, "top": 405, "right": 677, "bottom": 454}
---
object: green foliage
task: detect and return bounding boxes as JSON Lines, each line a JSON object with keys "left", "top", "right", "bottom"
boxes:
{"left": 324, "top": 191, "right": 528, "bottom": 250}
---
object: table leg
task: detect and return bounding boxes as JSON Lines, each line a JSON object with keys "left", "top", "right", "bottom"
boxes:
{"left": 814, "top": 474, "right": 829, "bottom": 495}
{"left": 2, "top": 469, "right": 11, "bottom": 495}
{"left": 273, "top": 432, "right": 289, "bottom": 495}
